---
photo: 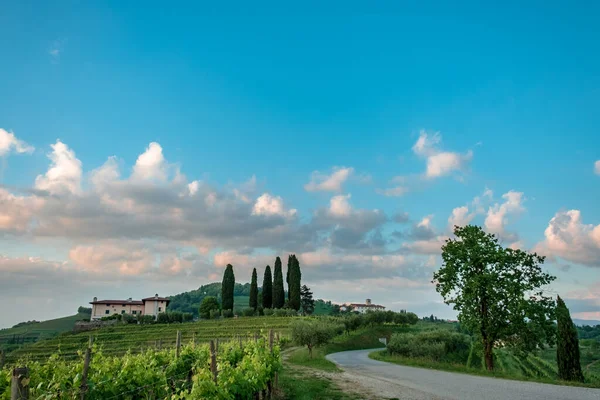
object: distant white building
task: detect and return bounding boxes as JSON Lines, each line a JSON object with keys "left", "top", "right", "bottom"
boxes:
{"left": 90, "top": 294, "right": 170, "bottom": 320}
{"left": 341, "top": 299, "right": 385, "bottom": 314}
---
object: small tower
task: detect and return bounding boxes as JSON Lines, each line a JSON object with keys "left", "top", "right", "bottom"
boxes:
{"left": 93, "top": 297, "right": 97, "bottom": 302}
{"left": 365, "top": 299, "right": 372, "bottom": 305}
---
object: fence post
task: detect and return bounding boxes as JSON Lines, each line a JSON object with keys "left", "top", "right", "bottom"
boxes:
{"left": 216, "top": 338, "right": 219, "bottom": 353}
{"left": 209, "top": 340, "right": 217, "bottom": 384}
{"left": 193, "top": 333, "right": 197, "bottom": 346}
{"left": 0, "top": 350, "right": 5, "bottom": 369}
{"left": 158, "top": 339, "right": 162, "bottom": 350}
{"left": 11, "top": 367, "right": 29, "bottom": 400}
{"left": 176, "top": 331, "right": 182, "bottom": 358}
{"left": 79, "top": 336, "right": 93, "bottom": 400}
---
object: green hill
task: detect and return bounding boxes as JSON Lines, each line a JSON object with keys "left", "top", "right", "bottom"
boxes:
{"left": 0, "top": 312, "right": 90, "bottom": 352}
{"left": 167, "top": 282, "right": 255, "bottom": 315}
{"left": 6, "top": 316, "right": 294, "bottom": 363}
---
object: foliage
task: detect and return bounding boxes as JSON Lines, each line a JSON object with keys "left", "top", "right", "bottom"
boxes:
{"left": 434, "top": 225, "right": 556, "bottom": 370}
{"left": 222, "top": 309, "right": 234, "bottom": 318}
{"left": 199, "top": 296, "right": 220, "bottom": 319}
{"left": 577, "top": 325, "right": 600, "bottom": 340}
{"left": 242, "top": 307, "right": 257, "bottom": 317}
{"left": 272, "top": 257, "right": 285, "bottom": 309}
{"left": 0, "top": 334, "right": 281, "bottom": 399}
{"left": 249, "top": 268, "right": 258, "bottom": 311}
{"left": 556, "top": 295, "right": 585, "bottom": 382}
{"left": 291, "top": 319, "right": 343, "bottom": 358}
{"left": 300, "top": 285, "right": 315, "bottom": 315}
{"left": 387, "top": 330, "right": 472, "bottom": 363}
{"left": 288, "top": 255, "right": 302, "bottom": 311}
{"left": 137, "top": 314, "right": 156, "bottom": 324}
{"left": 262, "top": 265, "right": 273, "bottom": 309}
{"left": 263, "top": 308, "right": 274, "bottom": 316}
{"left": 221, "top": 264, "right": 236, "bottom": 313}
{"left": 209, "top": 309, "right": 221, "bottom": 320}
{"left": 168, "top": 282, "right": 252, "bottom": 316}
{"left": 77, "top": 306, "right": 92, "bottom": 314}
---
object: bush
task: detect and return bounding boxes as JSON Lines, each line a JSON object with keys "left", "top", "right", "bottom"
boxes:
{"left": 156, "top": 312, "right": 170, "bottom": 324}
{"left": 138, "top": 315, "right": 155, "bottom": 324}
{"left": 122, "top": 313, "right": 137, "bottom": 324}
{"left": 78, "top": 306, "right": 92, "bottom": 314}
{"left": 222, "top": 309, "right": 234, "bottom": 318}
{"left": 387, "top": 330, "right": 471, "bottom": 363}
{"left": 263, "top": 308, "right": 274, "bottom": 316}
{"left": 209, "top": 309, "right": 220, "bottom": 319}
{"left": 199, "top": 296, "right": 220, "bottom": 319}
{"left": 286, "top": 309, "right": 298, "bottom": 317}
{"left": 257, "top": 306, "right": 264, "bottom": 316}
{"left": 242, "top": 307, "right": 256, "bottom": 317}
{"left": 291, "top": 319, "right": 344, "bottom": 358}
{"left": 274, "top": 309, "right": 288, "bottom": 317}
{"left": 183, "top": 312, "right": 194, "bottom": 322}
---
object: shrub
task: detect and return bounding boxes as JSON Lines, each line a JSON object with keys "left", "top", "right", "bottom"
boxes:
{"left": 209, "top": 309, "right": 220, "bottom": 319}
{"left": 222, "top": 309, "right": 234, "bottom": 318}
{"left": 242, "top": 307, "right": 256, "bottom": 317}
{"left": 156, "top": 312, "right": 170, "bottom": 324}
{"left": 257, "top": 306, "right": 264, "bottom": 316}
{"left": 387, "top": 330, "right": 471, "bottom": 363}
{"left": 273, "top": 308, "right": 288, "bottom": 317}
{"left": 183, "top": 312, "right": 194, "bottom": 322}
{"left": 199, "top": 296, "right": 220, "bottom": 319}
{"left": 291, "top": 319, "right": 344, "bottom": 358}
{"left": 286, "top": 309, "right": 298, "bottom": 317}
{"left": 263, "top": 308, "right": 274, "bottom": 316}
{"left": 138, "top": 315, "right": 155, "bottom": 324}
{"left": 122, "top": 313, "right": 137, "bottom": 324}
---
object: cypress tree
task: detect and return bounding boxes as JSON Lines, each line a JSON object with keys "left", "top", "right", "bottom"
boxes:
{"left": 221, "top": 264, "right": 235, "bottom": 313}
{"left": 272, "top": 257, "right": 285, "bottom": 309}
{"left": 286, "top": 255, "right": 292, "bottom": 300}
{"left": 556, "top": 295, "right": 584, "bottom": 382}
{"left": 300, "top": 285, "right": 314, "bottom": 315}
{"left": 249, "top": 268, "right": 258, "bottom": 311}
{"left": 288, "top": 255, "right": 302, "bottom": 311}
{"left": 262, "top": 265, "right": 273, "bottom": 309}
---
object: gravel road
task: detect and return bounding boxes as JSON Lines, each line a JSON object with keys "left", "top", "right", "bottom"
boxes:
{"left": 326, "top": 349, "right": 600, "bottom": 400}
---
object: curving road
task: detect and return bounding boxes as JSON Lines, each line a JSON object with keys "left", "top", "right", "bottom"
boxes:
{"left": 326, "top": 350, "right": 600, "bottom": 400}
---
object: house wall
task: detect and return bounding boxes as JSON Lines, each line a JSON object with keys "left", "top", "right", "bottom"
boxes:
{"left": 91, "top": 303, "right": 144, "bottom": 319}
{"left": 143, "top": 300, "right": 167, "bottom": 317}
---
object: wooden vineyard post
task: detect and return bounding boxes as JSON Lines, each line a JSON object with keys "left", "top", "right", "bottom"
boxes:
{"left": 158, "top": 339, "right": 162, "bottom": 350}
{"left": 0, "top": 350, "right": 5, "bottom": 369}
{"left": 79, "top": 336, "right": 93, "bottom": 400}
{"left": 267, "top": 329, "right": 274, "bottom": 399}
{"left": 209, "top": 340, "right": 218, "bottom": 384}
{"left": 238, "top": 336, "right": 242, "bottom": 348}
{"left": 193, "top": 333, "right": 197, "bottom": 346}
{"left": 11, "top": 367, "right": 29, "bottom": 400}
{"left": 176, "top": 331, "right": 182, "bottom": 358}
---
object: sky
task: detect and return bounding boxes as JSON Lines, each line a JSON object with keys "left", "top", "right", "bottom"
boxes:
{"left": 0, "top": 1, "right": 599, "bottom": 328}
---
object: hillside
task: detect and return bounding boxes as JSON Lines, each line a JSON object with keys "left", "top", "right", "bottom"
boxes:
{"left": 6, "top": 316, "right": 294, "bottom": 363}
{"left": 0, "top": 312, "right": 90, "bottom": 352}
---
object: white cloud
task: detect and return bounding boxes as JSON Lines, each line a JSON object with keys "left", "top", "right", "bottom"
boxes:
{"left": 484, "top": 191, "right": 525, "bottom": 240}
{"left": 34, "top": 140, "right": 82, "bottom": 195}
{"left": 448, "top": 206, "right": 474, "bottom": 228}
{"left": 401, "top": 236, "right": 449, "bottom": 255}
{"left": 131, "top": 142, "right": 168, "bottom": 181}
{"left": 0, "top": 129, "right": 34, "bottom": 156}
{"left": 304, "top": 167, "right": 354, "bottom": 192}
{"left": 328, "top": 194, "right": 353, "bottom": 217}
{"left": 90, "top": 156, "right": 120, "bottom": 189}
{"left": 187, "top": 180, "right": 200, "bottom": 196}
{"left": 48, "top": 39, "right": 65, "bottom": 62}
{"left": 0, "top": 188, "right": 44, "bottom": 233}
{"left": 412, "top": 130, "right": 473, "bottom": 179}
{"left": 534, "top": 210, "right": 600, "bottom": 266}
{"left": 594, "top": 160, "right": 600, "bottom": 175}
{"left": 376, "top": 186, "right": 408, "bottom": 197}
{"left": 252, "top": 193, "right": 297, "bottom": 217}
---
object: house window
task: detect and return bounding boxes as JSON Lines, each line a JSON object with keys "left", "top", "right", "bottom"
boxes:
{"left": 158, "top": 307, "right": 162, "bottom": 312}
{"left": 123, "top": 304, "right": 126, "bottom": 307}
{"left": 105, "top": 310, "right": 110, "bottom": 314}
{"left": 132, "top": 311, "right": 137, "bottom": 315}
{"left": 121, "top": 310, "right": 125, "bottom": 314}
{"left": 107, "top": 304, "right": 111, "bottom": 307}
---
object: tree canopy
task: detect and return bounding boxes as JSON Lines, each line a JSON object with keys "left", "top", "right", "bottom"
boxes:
{"left": 221, "top": 264, "right": 235, "bottom": 313}
{"left": 556, "top": 295, "right": 584, "bottom": 382}
{"left": 262, "top": 265, "right": 273, "bottom": 309}
{"left": 300, "top": 285, "right": 315, "bottom": 315}
{"left": 288, "top": 255, "right": 302, "bottom": 311}
{"left": 272, "top": 257, "right": 285, "bottom": 309}
{"left": 249, "top": 268, "right": 258, "bottom": 311}
{"left": 433, "top": 225, "right": 556, "bottom": 371}
{"left": 199, "top": 296, "right": 220, "bottom": 319}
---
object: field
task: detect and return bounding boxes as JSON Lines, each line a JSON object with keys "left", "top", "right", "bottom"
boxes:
{"left": 0, "top": 312, "right": 90, "bottom": 352}
{"left": 5, "top": 316, "right": 293, "bottom": 363}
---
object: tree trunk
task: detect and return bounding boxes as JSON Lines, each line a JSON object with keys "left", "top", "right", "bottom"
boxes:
{"left": 483, "top": 339, "right": 494, "bottom": 371}
{"left": 308, "top": 345, "right": 313, "bottom": 359}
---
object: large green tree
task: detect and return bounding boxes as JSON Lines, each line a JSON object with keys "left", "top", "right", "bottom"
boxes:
{"left": 199, "top": 296, "right": 220, "bottom": 319}
{"left": 249, "top": 268, "right": 258, "bottom": 311}
{"left": 221, "top": 264, "right": 235, "bottom": 313}
{"left": 288, "top": 255, "right": 302, "bottom": 311}
{"left": 556, "top": 295, "right": 584, "bottom": 382}
{"left": 262, "top": 265, "right": 273, "bottom": 309}
{"left": 272, "top": 257, "right": 285, "bottom": 309}
{"left": 300, "top": 285, "right": 315, "bottom": 315}
{"left": 433, "top": 225, "right": 556, "bottom": 371}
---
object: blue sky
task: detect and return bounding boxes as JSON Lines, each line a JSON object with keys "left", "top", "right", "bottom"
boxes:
{"left": 0, "top": 2, "right": 599, "bottom": 327}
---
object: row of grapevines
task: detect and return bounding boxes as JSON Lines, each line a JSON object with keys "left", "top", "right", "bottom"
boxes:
{"left": 1, "top": 334, "right": 281, "bottom": 400}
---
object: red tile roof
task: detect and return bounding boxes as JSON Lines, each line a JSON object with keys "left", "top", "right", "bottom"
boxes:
{"left": 348, "top": 303, "right": 385, "bottom": 308}
{"left": 141, "top": 297, "right": 170, "bottom": 302}
{"left": 90, "top": 300, "right": 144, "bottom": 305}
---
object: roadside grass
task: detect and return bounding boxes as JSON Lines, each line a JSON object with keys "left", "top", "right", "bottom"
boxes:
{"left": 370, "top": 350, "right": 600, "bottom": 389}
{"left": 277, "top": 366, "right": 360, "bottom": 400}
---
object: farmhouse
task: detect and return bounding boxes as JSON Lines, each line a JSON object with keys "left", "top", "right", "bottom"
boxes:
{"left": 90, "top": 294, "right": 170, "bottom": 320}
{"left": 342, "top": 298, "right": 386, "bottom": 313}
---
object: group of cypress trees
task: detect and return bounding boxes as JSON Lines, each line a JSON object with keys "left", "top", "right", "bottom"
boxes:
{"left": 225, "top": 254, "right": 302, "bottom": 313}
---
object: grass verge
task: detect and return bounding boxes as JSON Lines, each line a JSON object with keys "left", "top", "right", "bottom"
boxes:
{"left": 369, "top": 350, "right": 600, "bottom": 389}
{"left": 276, "top": 365, "right": 360, "bottom": 400}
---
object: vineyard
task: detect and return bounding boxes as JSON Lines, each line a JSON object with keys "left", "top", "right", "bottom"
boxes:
{"left": 5, "top": 317, "right": 293, "bottom": 364}
{"left": 0, "top": 331, "right": 281, "bottom": 399}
